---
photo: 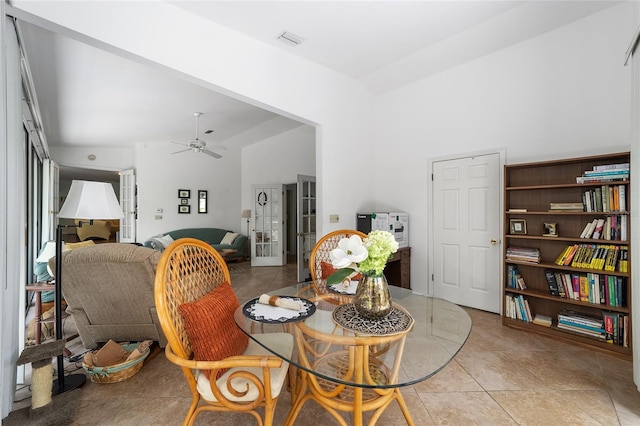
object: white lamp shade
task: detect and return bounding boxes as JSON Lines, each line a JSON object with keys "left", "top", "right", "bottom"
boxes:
{"left": 58, "top": 180, "right": 124, "bottom": 220}
{"left": 241, "top": 209, "right": 252, "bottom": 219}
{"left": 36, "top": 240, "right": 60, "bottom": 262}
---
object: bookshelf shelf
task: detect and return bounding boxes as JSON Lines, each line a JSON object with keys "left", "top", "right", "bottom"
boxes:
{"left": 503, "top": 152, "right": 632, "bottom": 359}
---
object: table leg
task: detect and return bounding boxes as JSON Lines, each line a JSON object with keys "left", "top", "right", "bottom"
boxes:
{"left": 34, "top": 290, "right": 42, "bottom": 345}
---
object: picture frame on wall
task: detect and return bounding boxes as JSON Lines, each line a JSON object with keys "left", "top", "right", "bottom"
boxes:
{"left": 178, "top": 205, "right": 190, "bottom": 214}
{"left": 510, "top": 219, "right": 527, "bottom": 235}
{"left": 198, "top": 190, "right": 208, "bottom": 214}
{"left": 178, "top": 189, "right": 190, "bottom": 198}
{"left": 180, "top": 198, "right": 188, "bottom": 205}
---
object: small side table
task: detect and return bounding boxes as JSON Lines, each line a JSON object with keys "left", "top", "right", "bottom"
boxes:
{"left": 26, "top": 282, "right": 56, "bottom": 345}
{"left": 26, "top": 282, "right": 75, "bottom": 356}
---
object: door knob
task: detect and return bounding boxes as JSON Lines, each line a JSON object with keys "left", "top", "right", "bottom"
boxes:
{"left": 490, "top": 239, "right": 498, "bottom": 245}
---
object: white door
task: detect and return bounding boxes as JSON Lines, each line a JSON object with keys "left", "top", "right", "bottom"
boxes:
{"left": 251, "top": 184, "right": 285, "bottom": 267}
{"left": 119, "top": 169, "right": 136, "bottom": 243}
{"left": 297, "top": 175, "right": 316, "bottom": 282}
{"left": 432, "top": 153, "right": 501, "bottom": 313}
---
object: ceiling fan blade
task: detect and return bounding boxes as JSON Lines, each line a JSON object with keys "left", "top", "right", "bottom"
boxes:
{"left": 171, "top": 148, "right": 191, "bottom": 155}
{"left": 170, "top": 141, "right": 189, "bottom": 147}
{"left": 202, "top": 149, "right": 222, "bottom": 159}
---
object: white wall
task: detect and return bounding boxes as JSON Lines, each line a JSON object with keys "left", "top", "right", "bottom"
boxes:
{"left": 241, "top": 124, "right": 315, "bottom": 215}
{"left": 136, "top": 140, "right": 243, "bottom": 241}
{"left": 373, "top": 2, "right": 636, "bottom": 294}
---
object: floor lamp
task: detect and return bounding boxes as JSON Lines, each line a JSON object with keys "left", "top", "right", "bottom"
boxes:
{"left": 241, "top": 209, "right": 251, "bottom": 259}
{"left": 53, "top": 180, "right": 124, "bottom": 395}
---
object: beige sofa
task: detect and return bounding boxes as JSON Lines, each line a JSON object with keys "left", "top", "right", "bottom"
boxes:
{"left": 49, "top": 243, "right": 167, "bottom": 349}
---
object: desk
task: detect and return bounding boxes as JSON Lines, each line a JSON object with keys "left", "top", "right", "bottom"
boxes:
{"left": 234, "top": 284, "right": 472, "bottom": 425}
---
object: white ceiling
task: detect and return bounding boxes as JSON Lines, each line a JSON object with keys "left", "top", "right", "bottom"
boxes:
{"left": 15, "top": 1, "right": 619, "bottom": 154}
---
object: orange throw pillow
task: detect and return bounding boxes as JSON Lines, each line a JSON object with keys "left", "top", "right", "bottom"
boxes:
{"left": 178, "top": 282, "right": 248, "bottom": 380}
{"left": 321, "top": 261, "right": 361, "bottom": 280}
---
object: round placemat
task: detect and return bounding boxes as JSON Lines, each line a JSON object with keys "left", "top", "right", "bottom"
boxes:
{"left": 332, "top": 303, "right": 414, "bottom": 336}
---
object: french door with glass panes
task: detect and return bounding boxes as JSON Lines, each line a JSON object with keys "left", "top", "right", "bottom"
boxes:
{"left": 297, "top": 175, "right": 316, "bottom": 282}
{"left": 251, "top": 184, "right": 285, "bottom": 266}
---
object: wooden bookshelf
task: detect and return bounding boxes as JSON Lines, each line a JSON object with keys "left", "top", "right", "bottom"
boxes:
{"left": 503, "top": 152, "right": 632, "bottom": 359}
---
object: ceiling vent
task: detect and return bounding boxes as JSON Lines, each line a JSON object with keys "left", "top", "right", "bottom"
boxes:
{"left": 277, "top": 31, "right": 304, "bottom": 47}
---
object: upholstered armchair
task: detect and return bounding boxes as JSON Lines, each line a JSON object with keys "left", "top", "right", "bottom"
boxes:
{"left": 49, "top": 243, "right": 167, "bottom": 349}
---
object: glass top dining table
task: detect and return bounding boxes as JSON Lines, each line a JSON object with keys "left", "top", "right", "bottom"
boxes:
{"left": 234, "top": 282, "right": 472, "bottom": 389}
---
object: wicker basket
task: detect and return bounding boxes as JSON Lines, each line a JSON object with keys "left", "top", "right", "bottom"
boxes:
{"left": 82, "top": 342, "right": 150, "bottom": 383}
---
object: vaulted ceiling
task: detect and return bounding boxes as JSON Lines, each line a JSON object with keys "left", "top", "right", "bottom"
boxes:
{"left": 14, "top": 1, "right": 618, "bottom": 155}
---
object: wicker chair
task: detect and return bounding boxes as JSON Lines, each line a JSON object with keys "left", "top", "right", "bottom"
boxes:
{"left": 309, "top": 229, "right": 367, "bottom": 298}
{"left": 154, "top": 238, "right": 293, "bottom": 426}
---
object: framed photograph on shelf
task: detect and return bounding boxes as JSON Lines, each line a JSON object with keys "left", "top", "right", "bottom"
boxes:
{"left": 543, "top": 222, "right": 558, "bottom": 237}
{"left": 510, "top": 219, "right": 527, "bottom": 235}
{"left": 178, "top": 189, "right": 190, "bottom": 198}
{"left": 178, "top": 205, "right": 190, "bottom": 214}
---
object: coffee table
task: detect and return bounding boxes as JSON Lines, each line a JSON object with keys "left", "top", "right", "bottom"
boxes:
{"left": 218, "top": 248, "right": 238, "bottom": 262}
{"left": 234, "top": 283, "right": 472, "bottom": 425}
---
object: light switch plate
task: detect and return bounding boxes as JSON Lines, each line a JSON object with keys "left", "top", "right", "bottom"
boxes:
{"left": 329, "top": 214, "right": 339, "bottom": 223}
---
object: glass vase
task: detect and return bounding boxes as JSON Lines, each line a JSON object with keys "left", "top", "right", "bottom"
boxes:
{"left": 353, "top": 272, "right": 392, "bottom": 319}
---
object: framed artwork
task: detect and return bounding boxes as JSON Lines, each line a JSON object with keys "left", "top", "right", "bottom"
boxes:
{"left": 543, "top": 222, "right": 558, "bottom": 237}
{"left": 178, "top": 205, "right": 190, "bottom": 214}
{"left": 180, "top": 198, "right": 188, "bottom": 205}
{"left": 510, "top": 219, "right": 527, "bottom": 235}
{"left": 178, "top": 189, "right": 190, "bottom": 198}
{"left": 198, "top": 190, "right": 208, "bottom": 214}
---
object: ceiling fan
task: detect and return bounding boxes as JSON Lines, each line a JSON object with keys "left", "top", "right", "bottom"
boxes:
{"left": 171, "top": 112, "right": 225, "bottom": 158}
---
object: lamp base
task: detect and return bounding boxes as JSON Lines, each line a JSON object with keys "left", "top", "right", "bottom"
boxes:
{"left": 52, "top": 373, "right": 86, "bottom": 395}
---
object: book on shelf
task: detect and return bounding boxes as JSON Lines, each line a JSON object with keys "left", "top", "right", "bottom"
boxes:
{"left": 591, "top": 219, "right": 606, "bottom": 239}
{"left": 557, "top": 310, "right": 605, "bottom": 340}
{"left": 576, "top": 174, "right": 629, "bottom": 184}
{"left": 506, "top": 246, "right": 541, "bottom": 263}
{"left": 602, "top": 311, "right": 630, "bottom": 346}
{"left": 578, "top": 215, "right": 627, "bottom": 241}
{"left": 579, "top": 219, "right": 598, "bottom": 239}
{"left": 532, "top": 313, "right": 552, "bottom": 327}
{"left": 508, "top": 208, "right": 528, "bottom": 213}
{"left": 582, "top": 185, "right": 627, "bottom": 213}
{"left": 549, "top": 202, "right": 583, "bottom": 212}
{"left": 545, "top": 270, "right": 626, "bottom": 306}
{"left": 504, "top": 294, "right": 532, "bottom": 322}
{"left": 544, "top": 270, "right": 560, "bottom": 296}
{"left": 592, "top": 163, "right": 629, "bottom": 172}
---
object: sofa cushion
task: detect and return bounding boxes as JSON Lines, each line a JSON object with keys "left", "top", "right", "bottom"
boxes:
{"left": 178, "top": 282, "right": 249, "bottom": 380}
{"left": 65, "top": 240, "right": 96, "bottom": 250}
{"left": 220, "top": 232, "right": 238, "bottom": 245}
{"left": 148, "top": 234, "right": 174, "bottom": 252}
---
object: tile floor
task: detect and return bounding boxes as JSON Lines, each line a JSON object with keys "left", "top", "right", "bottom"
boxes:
{"left": 13, "top": 261, "right": 640, "bottom": 425}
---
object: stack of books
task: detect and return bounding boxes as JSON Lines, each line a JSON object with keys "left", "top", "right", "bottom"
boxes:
{"left": 557, "top": 310, "right": 605, "bottom": 340}
{"left": 549, "top": 202, "right": 584, "bottom": 212}
{"left": 506, "top": 246, "right": 540, "bottom": 263}
{"left": 576, "top": 163, "right": 629, "bottom": 184}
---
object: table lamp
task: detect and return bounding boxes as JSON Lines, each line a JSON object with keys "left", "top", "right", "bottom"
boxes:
{"left": 53, "top": 180, "right": 124, "bottom": 395}
{"left": 241, "top": 209, "right": 251, "bottom": 237}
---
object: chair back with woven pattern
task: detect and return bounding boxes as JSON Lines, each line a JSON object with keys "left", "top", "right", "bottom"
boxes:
{"left": 309, "top": 229, "right": 367, "bottom": 283}
{"left": 154, "top": 238, "right": 230, "bottom": 360}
